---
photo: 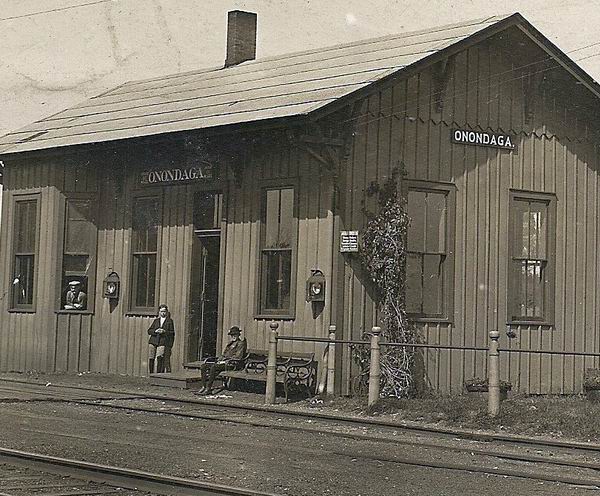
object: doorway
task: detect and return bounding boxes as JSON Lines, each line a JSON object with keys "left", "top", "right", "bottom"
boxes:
{"left": 188, "top": 191, "right": 222, "bottom": 363}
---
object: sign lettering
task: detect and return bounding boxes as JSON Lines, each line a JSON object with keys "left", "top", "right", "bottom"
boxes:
{"left": 141, "top": 164, "right": 213, "bottom": 185}
{"left": 451, "top": 129, "right": 515, "bottom": 150}
{"left": 340, "top": 231, "right": 359, "bottom": 253}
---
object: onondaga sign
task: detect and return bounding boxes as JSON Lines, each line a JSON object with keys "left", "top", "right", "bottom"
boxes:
{"left": 452, "top": 129, "right": 516, "bottom": 150}
{"left": 141, "top": 163, "right": 213, "bottom": 185}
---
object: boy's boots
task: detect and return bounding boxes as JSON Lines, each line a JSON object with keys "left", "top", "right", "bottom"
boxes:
{"left": 148, "top": 359, "right": 155, "bottom": 375}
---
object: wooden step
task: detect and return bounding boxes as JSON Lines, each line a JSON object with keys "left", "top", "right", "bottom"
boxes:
{"left": 148, "top": 371, "right": 202, "bottom": 389}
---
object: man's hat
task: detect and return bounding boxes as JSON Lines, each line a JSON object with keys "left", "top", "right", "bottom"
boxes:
{"left": 228, "top": 326, "right": 242, "bottom": 335}
{"left": 69, "top": 281, "right": 81, "bottom": 286}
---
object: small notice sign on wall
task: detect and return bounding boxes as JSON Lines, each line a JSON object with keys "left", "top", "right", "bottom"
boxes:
{"left": 340, "top": 231, "right": 359, "bottom": 253}
{"left": 452, "top": 129, "right": 516, "bottom": 150}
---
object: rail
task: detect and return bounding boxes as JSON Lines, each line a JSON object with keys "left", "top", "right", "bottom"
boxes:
{"left": 0, "top": 447, "right": 279, "bottom": 496}
{"left": 263, "top": 322, "right": 600, "bottom": 417}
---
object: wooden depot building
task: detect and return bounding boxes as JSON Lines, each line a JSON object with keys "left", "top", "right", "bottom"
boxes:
{"left": 1, "top": 12, "right": 600, "bottom": 394}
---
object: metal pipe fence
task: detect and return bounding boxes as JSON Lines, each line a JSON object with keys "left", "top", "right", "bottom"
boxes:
{"left": 265, "top": 323, "right": 600, "bottom": 416}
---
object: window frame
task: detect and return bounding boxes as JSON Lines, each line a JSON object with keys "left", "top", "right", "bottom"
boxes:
{"left": 9, "top": 194, "right": 40, "bottom": 313}
{"left": 255, "top": 182, "right": 298, "bottom": 320}
{"left": 507, "top": 189, "right": 556, "bottom": 326}
{"left": 404, "top": 180, "right": 456, "bottom": 323}
{"left": 56, "top": 194, "right": 98, "bottom": 314}
{"left": 128, "top": 194, "right": 163, "bottom": 316}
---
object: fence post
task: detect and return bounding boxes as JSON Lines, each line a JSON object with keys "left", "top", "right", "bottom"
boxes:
{"left": 488, "top": 329, "right": 500, "bottom": 417}
{"left": 368, "top": 326, "right": 382, "bottom": 407}
{"left": 326, "top": 325, "right": 336, "bottom": 396}
{"left": 265, "top": 321, "right": 279, "bottom": 405}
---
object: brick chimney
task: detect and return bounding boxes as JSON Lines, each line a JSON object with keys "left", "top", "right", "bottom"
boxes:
{"left": 224, "top": 10, "right": 257, "bottom": 68}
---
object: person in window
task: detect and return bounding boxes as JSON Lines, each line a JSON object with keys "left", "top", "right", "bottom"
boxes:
{"left": 147, "top": 304, "right": 175, "bottom": 374}
{"left": 196, "top": 326, "right": 247, "bottom": 395}
{"left": 64, "top": 281, "right": 87, "bottom": 310}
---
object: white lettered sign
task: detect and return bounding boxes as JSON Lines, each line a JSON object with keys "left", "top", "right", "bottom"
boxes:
{"left": 340, "top": 231, "right": 359, "bottom": 253}
{"left": 452, "top": 129, "right": 516, "bottom": 150}
{"left": 141, "top": 163, "right": 213, "bottom": 185}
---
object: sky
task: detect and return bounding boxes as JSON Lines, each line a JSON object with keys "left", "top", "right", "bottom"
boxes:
{"left": 0, "top": 0, "right": 600, "bottom": 139}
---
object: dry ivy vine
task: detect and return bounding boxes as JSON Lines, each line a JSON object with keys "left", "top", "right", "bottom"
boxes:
{"left": 355, "top": 166, "right": 415, "bottom": 398}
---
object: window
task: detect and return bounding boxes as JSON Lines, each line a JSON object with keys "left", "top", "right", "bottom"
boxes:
{"left": 61, "top": 199, "right": 96, "bottom": 311}
{"left": 509, "top": 192, "right": 555, "bottom": 323}
{"left": 131, "top": 197, "right": 161, "bottom": 311}
{"left": 12, "top": 198, "right": 38, "bottom": 309}
{"left": 193, "top": 190, "right": 222, "bottom": 234}
{"left": 406, "top": 182, "right": 455, "bottom": 320}
{"left": 258, "top": 187, "right": 296, "bottom": 316}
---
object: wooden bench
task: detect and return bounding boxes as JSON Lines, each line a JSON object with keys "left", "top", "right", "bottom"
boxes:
{"left": 220, "top": 349, "right": 318, "bottom": 402}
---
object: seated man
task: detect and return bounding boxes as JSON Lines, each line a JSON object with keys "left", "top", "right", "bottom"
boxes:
{"left": 64, "top": 281, "right": 87, "bottom": 310}
{"left": 197, "top": 326, "right": 247, "bottom": 395}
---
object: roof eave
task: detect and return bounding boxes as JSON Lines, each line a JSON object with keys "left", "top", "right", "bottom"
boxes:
{"left": 0, "top": 113, "right": 311, "bottom": 161}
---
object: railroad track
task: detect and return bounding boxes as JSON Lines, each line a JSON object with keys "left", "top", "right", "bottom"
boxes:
{"left": 2, "top": 378, "right": 600, "bottom": 489}
{"left": 0, "top": 447, "right": 280, "bottom": 496}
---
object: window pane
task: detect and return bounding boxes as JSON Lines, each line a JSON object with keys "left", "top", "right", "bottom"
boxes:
{"left": 14, "top": 255, "right": 34, "bottom": 305}
{"left": 425, "top": 192, "right": 446, "bottom": 253}
{"left": 133, "top": 198, "right": 159, "bottom": 252}
{"left": 64, "top": 254, "right": 89, "bottom": 273}
{"left": 264, "top": 189, "right": 280, "bottom": 248}
{"left": 528, "top": 203, "right": 547, "bottom": 259}
{"left": 65, "top": 201, "right": 94, "bottom": 253}
{"left": 422, "top": 254, "right": 444, "bottom": 315}
{"left": 134, "top": 254, "right": 156, "bottom": 308}
{"left": 264, "top": 188, "right": 294, "bottom": 249}
{"left": 263, "top": 250, "right": 292, "bottom": 311}
{"left": 407, "top": 191, "right": 426, "bottom": 252}
{"left": 15, "top": 200, "right": 36, "bottom": 253}
{"left": 194, "top": 191, "right": 221, "bottom": 230}
{"left": 406, "top": 253, "right": 423, "bottom": 314}
{"left": 278, "top": 188, "right": 294, "bottom": 247}
{"left": 514, "top": 260, "right": 544, "bottom": 319}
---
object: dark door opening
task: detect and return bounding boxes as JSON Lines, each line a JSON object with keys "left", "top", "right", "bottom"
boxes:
{"left": 188, "top": 191, "right": 222, "bottom": 363}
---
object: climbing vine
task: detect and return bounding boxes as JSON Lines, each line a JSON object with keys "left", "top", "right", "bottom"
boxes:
{"left": 357, "top": 166, "right": 415, "bottom": 398}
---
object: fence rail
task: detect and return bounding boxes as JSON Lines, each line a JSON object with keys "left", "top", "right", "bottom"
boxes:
{"left": 267, "top": 324, "right": 600, "bottom": 416}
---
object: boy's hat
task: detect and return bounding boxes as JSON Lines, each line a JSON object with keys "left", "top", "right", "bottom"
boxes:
{"left": 228, "top": 326, "right": 242, "bottom": 335}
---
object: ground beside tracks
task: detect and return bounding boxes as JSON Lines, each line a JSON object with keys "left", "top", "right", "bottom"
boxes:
{"left": 2, "top": 371, "right": 600, "bottom": 444}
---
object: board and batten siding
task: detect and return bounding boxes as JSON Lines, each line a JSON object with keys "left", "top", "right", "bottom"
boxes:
{"left": 0, "top": 140, "right": 336, "bottom": 376}
{"left": 221, "top": 142, "right": 335, "bottom": 357}
{"left": 339, "top": 29, "right": 600, "bottom": 394}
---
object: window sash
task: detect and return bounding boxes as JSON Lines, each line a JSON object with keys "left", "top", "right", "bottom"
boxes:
{"left": 13, "top": 254, "right": 35, "bottom": 307}
{"left": 12, "top": 199, "right": 38, "bottom": 309}
{"left": 130, "top": 197, "right": 160, "bottom": 311}
{"left": 61, "top": 199, "right": 96, "bottom": 311}
{"left": 405, "top": 183, "right": 453, "bottom": 320}
{"left": 258, "top": 186, "right": 296, "bottom": 316}
{"left": 133, "top": 254, "right": 157, "bottom": 309}
{"left": 509, "top": 193, "right": 555, "bottom": 323}
{"left": 261, "top": 249, "right": 292, "bottom": 312}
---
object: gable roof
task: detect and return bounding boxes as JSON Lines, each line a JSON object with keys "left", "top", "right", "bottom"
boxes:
{"left": 0, "top": 12, "right": 598, "bottom": 156}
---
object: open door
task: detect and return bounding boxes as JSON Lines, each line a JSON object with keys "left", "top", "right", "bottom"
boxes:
{"left": 188, "top": 191, "right": 222, "bottom": 363}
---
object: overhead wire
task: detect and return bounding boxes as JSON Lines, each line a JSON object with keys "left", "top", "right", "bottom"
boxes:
{"left": 328, "top": 49, "right": 600, "bottom": 131}
{"left": 0, "top": 0, "right": 115, "bottom": 22}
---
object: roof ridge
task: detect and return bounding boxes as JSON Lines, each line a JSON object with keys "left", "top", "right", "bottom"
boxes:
{"left": 119, "top": 14, "right": 515, "bottom": 88}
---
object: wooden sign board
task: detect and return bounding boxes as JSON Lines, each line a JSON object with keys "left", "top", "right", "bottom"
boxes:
{"left": 141, "top": 163, "right": 213, "bottom": 185}
{"left": 452, "top": 129, "right": 516, "bottom": 150}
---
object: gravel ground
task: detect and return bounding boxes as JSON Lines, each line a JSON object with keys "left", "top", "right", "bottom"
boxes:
{"left": 3, "top": 401, "right": 594, "bottom": 496}
{"left": 0, "top": 374, "right": 598, "bottom": 496}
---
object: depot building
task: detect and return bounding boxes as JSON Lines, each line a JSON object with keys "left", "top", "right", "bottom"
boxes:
{"left": 1, "top": 12, "right": 600, "bottom": 394}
